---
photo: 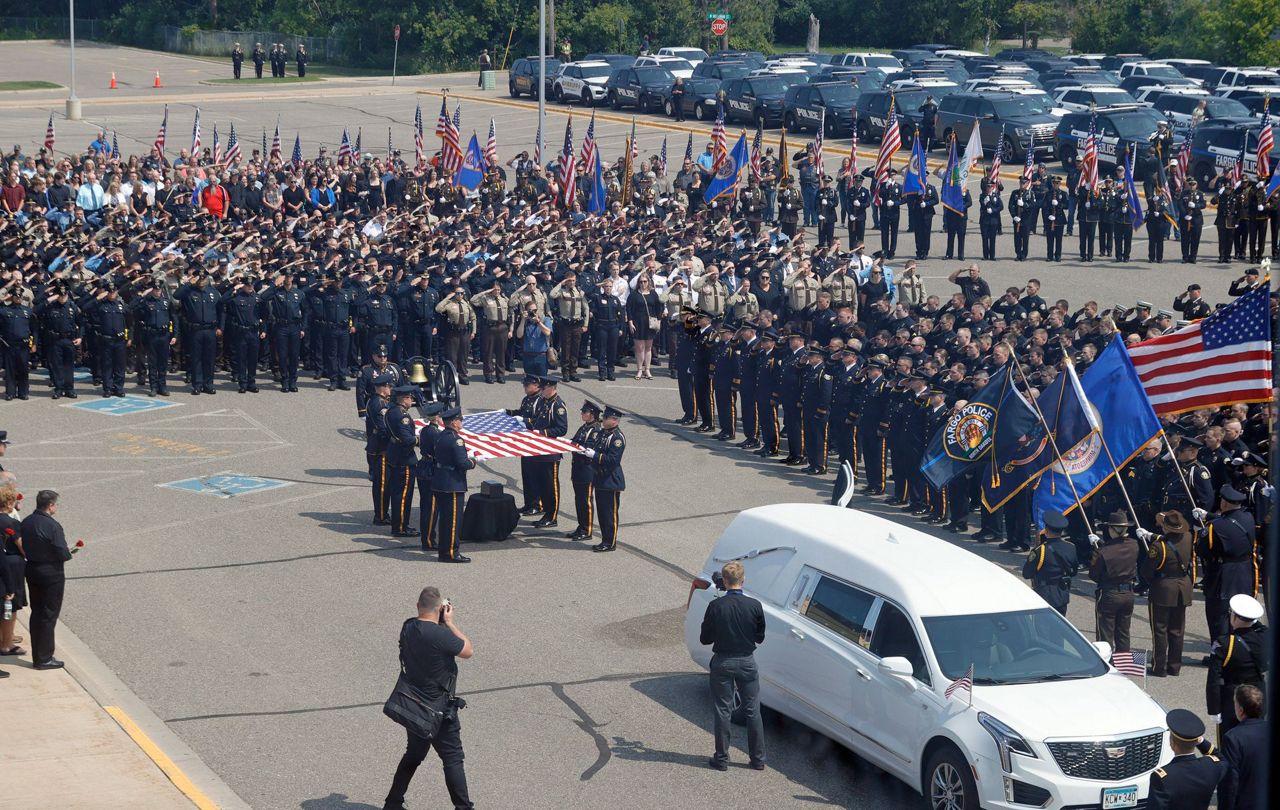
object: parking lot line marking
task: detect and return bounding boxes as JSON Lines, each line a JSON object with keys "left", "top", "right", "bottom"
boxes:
{"left": 104, "top": 705, "right": 219, "bottom": 810}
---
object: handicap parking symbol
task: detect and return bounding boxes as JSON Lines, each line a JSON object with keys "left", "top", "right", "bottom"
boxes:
{"left": 159, "top": 473, "right": 293, "bottom": 498}
{"left": 65, "top": 395, "right": 181, "bottom": 416}
{"left": 32, "top": 366, "right": 92, "bottom": 383}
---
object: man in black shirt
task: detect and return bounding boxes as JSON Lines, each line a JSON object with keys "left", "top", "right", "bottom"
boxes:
{"left": 384, "top": 586, "right": 474, "bottom": 810}
{"left": 946, "top": 263, "right": 991, "bottom": 307}
{"left": 21, "top": 490, "right": 71, "bottom": 670}
{"left": 699, "top": 560, "right": 766, "bottom": 771}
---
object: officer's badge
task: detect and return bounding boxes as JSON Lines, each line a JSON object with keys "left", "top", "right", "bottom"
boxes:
{"left": 1200, "top": 470, "right": 1209, "bottom": 479}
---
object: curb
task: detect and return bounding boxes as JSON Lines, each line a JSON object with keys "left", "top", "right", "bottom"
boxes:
{"left": 17, "top": 613, "right": 252, "bottom": 810}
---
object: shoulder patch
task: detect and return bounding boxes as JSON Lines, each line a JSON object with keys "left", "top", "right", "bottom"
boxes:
{"left": 614, "top": 438, "right": 623, "bottom": 447}
{"left": 557, "top": 406, "right": 565, "bottom": 415}
{"left": 1154, "top": 767, "right": 1166, "bottom": 779}
{"left": 1200, "top": 470, "right": 1210, "bottom": 480}
{"left": 456, "top": 438, "right": 465, "bottom": 447}
{"left": 401, "top": 416, "right": 410, "bottom": 424}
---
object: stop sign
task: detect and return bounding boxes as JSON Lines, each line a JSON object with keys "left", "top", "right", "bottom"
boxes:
{"left": 710, "top": 17, "right": 728, "bottom": 36}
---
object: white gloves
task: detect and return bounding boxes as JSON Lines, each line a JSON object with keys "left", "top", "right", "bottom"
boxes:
{"left": 1136, "top": 528, "right": 1154, "bottom": 542}
{"left": 1088, "top": 533, "right": 1101, "bottom": 548}
{"left": 1210, "top": 714, "right": 1221, "bottom": 725}
{"left": 582, "top": 448, "right": 597, "bottom": 459}
{"left": 1192, "top": 508, "right": 1208, "bottom": 521}
{"left": 886, "top": 200, "right": 895, "bottom": 206}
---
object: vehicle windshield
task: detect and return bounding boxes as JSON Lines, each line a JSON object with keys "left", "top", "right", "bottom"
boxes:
{"left": 893, "top": 90, "right": 929, "bottom": 109}
{"left": 1204, "top": 98, "right": 1250, "bottom": 118}
{"left": 1092, "top": 89, "right": 1134, "bottom": 105}
{"left": 1245, "top": 74, "right": 1280, "bottom": 87}
{"left": 659, "top": 58, "right": 693, "bottom": 72}
{"left": 635, "top": 67, "right": 675, "bottom": 83}
{"left": 1112, "top": 112, "right": 1162, "bottom": 140}
{"left": 717, "top": 64, "right": 751, "bottom": 80}
{"left": 924, "top": 609, "right": 1108, "bottom": 684}
{"left": 581, "top": 65, "right": 612, "bottom": 79}
{"left": 991, "top": 95, "right": 1052, "bottom": 117}
{"left": 865, "top": 55, "right": 901, "bottom": 68}
{"left": 818, "top": 84, "right": 860, "bottom": 104}
{"left": 747, "top": 77, "right": 788, "bottom": 95}
{"left": 1142, "top": 65, "right": 1183, "bottom": 79}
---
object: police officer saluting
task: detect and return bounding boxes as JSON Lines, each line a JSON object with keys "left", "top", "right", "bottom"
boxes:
{"left": 567, "top": 401, "right": 603, "bottom": 541}
{"left": 1021, "top": 510, "right": 1077, "bottom": 616}
{"left": 129, "top": 279, "right": 174, "bottom": 397}
{"left": 384, "top": 385, "right": 419, "bottom": 538}
{"left": 529, "top": 377, "right": 568, "bottom": 528}
{"left": 432, "top": 407, "right": 477, "bottom": 563}
{"left": 1147, "top": 708, "right": 1226, "bottom": 810}
{"left": 581, "top": 405, "right": 625, "bottom": 552}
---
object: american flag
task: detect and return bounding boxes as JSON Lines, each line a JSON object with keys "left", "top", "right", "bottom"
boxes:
{"left": 1175, "top": 121, "right": 1194, "bottom": 189}
{"left": 191, "top": 108, "right": 202, "bottom": 155}
{"left": 658, "top": 135, "right": 668, "bottom": 176}
{"left": 578, "top": 111, "right": 597, "bottom": 175}
{"left": 353, "top": 127, "right": 362, "bottom": 161}
{"left": 630, "top": 116, "right": 639, "bottom": 160}
{"left": 262, "top": 127, "right": 267, "bottom": 159}
{"left": 291, "top": 133, "right": 302, "bottom": 168}
{"left": 872, "top": 96, "right": 900, "bottom": 205}
{"left": 154, "top": 107, "right": 168, "bottom": 157}
{"left": 684, "top": 131, "right": 693, "bottom": 164}
{"left": 1022, "top": 135, "right": 1034, "bottom": 180}
{"left": 559, "top": 115, "right": 576, "bottom": 208}
{"left": 442, "top": 104, "right": 464, "bottom": 176}
{"left": 534, "top": 118, "right": 543, "bottom": 165}
{"left": 388, "top": 126, "right": 393, "bottom": 159}
{"left": 269, "top": 122, "right": 282, "bottom": 163}
{"left": 44, "top": 111, "right": 56, "bottom": 151}
{"left": 1110, "top": 650, "right": 1147, "bottom": 678}
{"left": 1231, "top": 141, "right": 1245, "bottom": 185}
{"left": 1129, "top": 287, "right": 1273, "bottom": 415}
{"left": 435, "top": 97, "right": 449, "bottom": 138}
{"left": 225, "top": 122, "right": 241, "bottom": 165}
{"left": 945, "top": 662, "right": 974, "bottom": 701}
{"left": 484, "top": 118, "right": 498, "bottom": 167}
{"left": 111, "top": 131, "right": 120, "bottom": 159}
{"left": 990, "top": 124, "right": 1004, "bottom": 179}
{"left": 1255, "top": 98, "right": 1272, "bottom": 179}
{"left": 749, "top": 125, "right": 763, "bottom": 179}
{"left": 711, "top": 105, "right": 727, "bottom": 173}
{"left": 414, "top": 102, "right": 425, "bottom": 169}
{"left": 814, "top": 110, "right": 826, "bottom": 177}
{"left": 848, "top": 113, "right": 858, "bottom": 178}
{"left": 338, "top": 127, "right": 352, "bottom": 162}
{"left": 211, "top": 124, "right": 222, "bottom": 164}
{"left": 1078, "top": 112, "right": 1098, "bottom": 192}
{"left": 456, "top": 410, "right": 582, "bottom": 460}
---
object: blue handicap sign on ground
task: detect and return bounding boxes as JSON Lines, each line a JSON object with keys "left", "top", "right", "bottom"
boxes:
{"left": 31, "top": 366, "right": 92, "bottom": 382}
{"left": 65, "top": 396, "right": 180, "bottom": 416}
{"left": 159, "top": 473, "right": 293, "bottom": 498}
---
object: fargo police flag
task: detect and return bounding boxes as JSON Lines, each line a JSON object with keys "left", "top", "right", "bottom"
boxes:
{"left": 1124, "top": 146, "right": 1144, "bottom": 230}
{"left": 453, "top": 133, "right": 486, "bottom": 190}
{"left": 703, "top": 132, "right": 748, "bottom": 204}
{"left": 587, "top": 150, "right": 607, "bottom": 214}
{"left": 1032, "top": 336, "right": 1162, "bottom": 526}
{"left": 922, "top": 364, "right": 1027, "bottom": 490}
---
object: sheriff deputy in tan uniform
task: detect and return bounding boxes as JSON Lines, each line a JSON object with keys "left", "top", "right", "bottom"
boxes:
{"left": 692, "top": 267, "right": 727, "bottom": 317}
{"left": 725, "top": 280, "right": 760, "bottom": 322}
{"left": 509, "top": 273, "right": 548, "bottom": 317}
{"left": 435, "top": 283, "right": 477, "bottom": 383}
{"left": 470, "top": 279, "right": 513, "bottom": 384}
{"left": 783, "top": 261, "right": 821, "bottom": 334}
{"left": 821, "top": 261, "right": 859, "bottom": 311}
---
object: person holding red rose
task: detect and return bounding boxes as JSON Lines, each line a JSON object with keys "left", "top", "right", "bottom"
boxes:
{"left": 20, "top": 490, "right": 70, "bottom": 670}
{"left": 0, "top": 487, "right": 23, "bottom": 673}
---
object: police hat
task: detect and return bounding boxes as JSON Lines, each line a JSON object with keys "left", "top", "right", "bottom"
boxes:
{"left": 1103, "top": 510, "right": 1132, "bottom": 528}
{"left": 1232, "top": 451, "right": 1267, "bottom": 468}
{"left": 422, "top": 402, "right": 445, "bottom": 417}
{"left": 391, "top": 384, "right": 417, "bottom": 398}
{"left": 522, "top": 373, "right": 541, "bottom": 386}
{"left": 374, "top": 344, "right": 389, "bottom": 357}
{"left": 1186, "top": 283, "right": 1201, "bottom": 292}
{"left": 441, "top": 406, "right": 462, "bottom": 420}
{"left": 0, "top": 431, "right": 9, "bottom": 445}
{"left": 103, "top": 280, "right": 118, "bottom": 292}
{"left": 759, "top": 329, "right": 780, "bottom": 342}
{"left": 1245, "top": 266, "right": 1260, "bottom": 276}
{"left": 806, "top": 347, "right": 829, "bottom": 359}
{"left": 1135, "top": 300, "right": 1153, "bottom": 310}
{"left": 716, "top": 322, "right": 735, "bottom": 334}
{"left": 372, "top": 373, "right": 394, "bottom": 387}
{"left": 696, "top": 309, "right": 714, "bottom": 319}
{"left": 539, "top": 376, "right": 558, "bottom": 388}
{"left": 581, "top": 399, "right": 601, "bottom": 416}
{"left": 1156, "top": 309, "right": 1173, "bottom": 319}
{"left": 1177, "top": 435, "right": 1204, "bottom": 450}
{"left": 1229, "top": 593, "right": 1264, "bottom": 621}
{"left": 1165, "top": 708, "right": 1204, "bottom": 743}
{"left": 602, "top": 405, "right": 624, "bottom": 420}
{"left": 1219, "top": 484, "right": 1247, "bottom": 504}
{"left": 1042, "top": 511, "right": 1069, "bottom": 531}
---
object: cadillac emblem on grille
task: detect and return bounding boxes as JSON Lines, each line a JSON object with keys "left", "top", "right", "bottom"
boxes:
{"left": 1105, "top": 746, "right": 1126, "bottom": 759}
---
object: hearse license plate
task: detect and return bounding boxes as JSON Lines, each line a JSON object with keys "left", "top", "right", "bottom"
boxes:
{"left": 1101, "top": 785, "right": 1138, "bottom": 809}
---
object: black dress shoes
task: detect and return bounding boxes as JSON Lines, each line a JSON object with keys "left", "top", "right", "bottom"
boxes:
{"left": 34, "top": 659, "right": 65, "bottom": 670}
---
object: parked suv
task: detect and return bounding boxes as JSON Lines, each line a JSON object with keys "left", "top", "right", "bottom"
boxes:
{"left": 604, "top": 65, "right": 675, "bottom": 111}
{"left": 835, "top": 52, "right": 904, "bottom": 76}
{"left": 552, "top": 61, "right": 613, "bottom": 105}
{"left": 783, "top": 81, "right": 862, "bottom": 135}
{"left": 856, "top": 88, "right": 930, "bottom": 144}
{"left": 1053, "top": 85, "right": 1138, "bottom": 111}
{"left": 1186, "top": 121, "right": 1280, "bottom": 187}
{"left": 685, "top": 505, "right": 1171, "bottom": 810}
{"left": 508, "top": 56, "right": 561, "bottom": 98}
{"left": 1054, "top": 106, "right": 1169, "bottom": 171}
{"left": 721, "top": 75, "right": 793, "bottom": 127}
{"left": 936, "top": 91, "right": 1059, "bottom": 161}
{"left": 1151, "top": 94, "right": 1251, "bottom": 134}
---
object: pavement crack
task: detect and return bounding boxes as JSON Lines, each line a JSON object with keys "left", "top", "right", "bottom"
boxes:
{"left": 548, "top": 682, "right": 612, "bottom": 781}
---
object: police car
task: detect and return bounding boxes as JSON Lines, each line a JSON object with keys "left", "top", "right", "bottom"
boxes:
{"left": 1054, "top": 106, "right": 1169, "bottom": 171}
{"left": 783, "top": 81, "right": 862, "bottom": 135}
{"left": 551, "top": 60, "right": 613, "bottom": 105}
{"left": 936, "top": 91, "right": 1059, "bottom": 161}
{"left": 1186, "top": 121, "right": 1280, "bottom": 187}
{"left": 1052, "top": 85, "right": 1139, "bottom": 111}
{"left": 658, "top": 73, "right": 727, "bottom": 120}
{"left": 634, "top": 54, "right": 694, "bottom": 79}
{"left": 508, "top": 56, "right": 562, "bottom": 98}
{"left": 656, "top": 46, "right": 708, "bottom": 67}
{"left": 720, "top": 75, "right": 793, "bottom": 127}
{"left": 604, "top": 65, "right": 675, "bottom": 112}
{"left": 835, "top": 51, "right": 905, "bottom": 76}
{"left": 1150, "top": 94, "right": 1251, "bottom": 135}
{"left": 856, "top": 88, "right": 929, "bottom": 144}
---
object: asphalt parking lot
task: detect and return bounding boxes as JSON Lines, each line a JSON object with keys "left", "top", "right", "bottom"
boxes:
{"left": 0, "top": 40, "right": 1245, "bottom": 810}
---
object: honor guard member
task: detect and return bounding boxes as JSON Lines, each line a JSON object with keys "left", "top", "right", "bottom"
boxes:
{"left": 1233, "top": 452, "right": 1271, "bottom": 538}
{"left": 583, "top": 405, "right": 626, "bottom": 552}
{"left": 399, "top": 274, "right": 439, "bottom": 364}
{"left": 778, "top": 330, "right": 808, "bottom": 464}
{"left": 1110, "top": 180, "right": 1134, "bottom": 261}
{"left": 1211, "top": 176, "right": 1240, "bottom": 263}
{"left": 433, "top": 407, "right": 476, "bottom": 563}
{"left": 175, "top": 271, "right": 222, "bottom": 394}
{"left": 1041, "top": 176, "right": 1068, "bottom": 261}
{"left": 922, "top": 389, "right": 952, "bottom": 523}
{"left": 128, "top": 279, "right": 174, "bottom": 397}
{"left": 0, "top": 287, "right": 34, "bottom": 401}
{"left": 1173, "top": 284, "right": 1211, "bottom": 320}
{"left": 356, "top": 345, "right": 404, "bottom": 417}
{"left": 1096, "top": 177, "right": 1118, "bottom": 256}
{"left": 251, "top": 43, "right": 265, "bottom": 78}
{"left": 1078, "top": 182, "right": 1102, "bottom": 261}
{"left": 1146, "top": 187, "right": 1170, "bottom": 262}
{"left": 231, "top": 42, "right": 244, "bottom": 79}
{"left": 470, "top": 279, "right": 512, "bottom": 384}
{"left": 1178, "top": 179, "right": 1205, "bottom": 262}
{"left": 829, "top": 347, "right": 861, "bottom": 471}
{"left": 978, "top": 185, "right": 1002, "bottom": 260}
{"left": 816, "top": 176, "right": 840, "bottom": 248}
{"left": 549, "top": 272, "right": 590, "bottom": 383}
{"left": 264, "top": 273, "right": 306, "bottom": 392}
{"left": 1147, "top": 709, "right": 1226, "bottom": 810}
{"left": 590, "top": 278, "right": 625, "bottom": 382}
{"left": 734, "top": 322, "right": 761, "bottom": 449}
{"left": 86, "top": 280, "right": 129, "bottom": 398}
{"left": 739, "top": 176, "right": 766, "bottom": 237}
{"left": 1008, "top": 178, "right": 1036, "bottom": 261}
{"left": 690, "top": 310, "right": 717, "bottom": 432}
{"left": 1193, "top": 485, "right": 1258, "bottom": 644}
{"left": 35, "top": 284, "right": 82, "bottom": 399}
{"left": 910, "top": 178, "right": 938, "bottom": 259}
{"left": 777, "top": 177, "right": 801, "bottom": 239}
{"left": 877, "top": 168, "right": 902, "bottom": 258}
{"left": 221, "top": 279, "right": 265, "bottom": 393}
{"left": 415, "top": 403, "right": 445, "bottom": 551}
{"left": 942, "top": 185, "right": 971, "bottom": 260}
{"left": 1022, "top": 510, "right": 1078, "bottom": 616}
{"left": 753, "top": 329, "right": 783, "bottom": 457}
{"left": 508, "top": 375, "right": 543, "bottom": 515}
{"left": 365, "top": 373, "right": 394, "bottom": 526}
{"left": 903, "top": 377, "right": 933, "bottom": 514}
{"left": 801, "top": 348, "right": 833, "bottom": 475}
{"left": 529, "top": 377, "right": 569, "bottom": 528}
{"left": 1161, "top": 436, "right": 1214, "bottom": 517}
{"left": 847, "top": 174, "right": 870, "bottom": 243}
{"left": 1090, "top": 511, "right": 1139, "bottom": 652}
{"left": 857, "top": 358, "right": 890, "bottom": 494}
{"left": 384, "top": 385, "right": 420, "bottom": 537}
{"left": 567, "top": 401, "right": 603, "bottom": 541}
{"left": 358, "top": 279, "right": 399, "bottom": 366}
{"left": 672, "top": 306, "right": 699, "bottom": 419}
{"left": 1206, "top": 594, "right": 1267, "bottom": 739}
{"left": 711, "top": 323, "right": 738, "bottom": 441}
{"left": 1136, "top": 510, "right": 1194, "bottom": 676}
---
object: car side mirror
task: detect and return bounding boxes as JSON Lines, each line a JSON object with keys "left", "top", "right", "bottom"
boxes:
{"left": 1092, "top": 640, "right": 1112, "bottom": 662}
{"left": 983, "top": 113, "right": 996, "bottom": 120}
{"left": 878, "top": 656, "right": 918, "bottom": 688}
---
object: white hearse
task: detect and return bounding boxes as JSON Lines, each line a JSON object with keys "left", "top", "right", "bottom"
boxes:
{"left": 685, "top": 504, "right": 1170, "bottom": 810}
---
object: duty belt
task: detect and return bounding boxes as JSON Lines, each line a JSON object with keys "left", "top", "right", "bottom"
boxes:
{"left": 483, "top": 319, "right": 507, "bottom": 327}
{"left": 1101, "top": 582, "right": 1134, "bottom": 592}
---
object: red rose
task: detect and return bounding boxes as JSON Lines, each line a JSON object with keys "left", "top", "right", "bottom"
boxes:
{"left": 75, "top": 539, "right": 85, "bottom": 548}
{"left": 3, "top": 528, "right": 13, "bottom": 536}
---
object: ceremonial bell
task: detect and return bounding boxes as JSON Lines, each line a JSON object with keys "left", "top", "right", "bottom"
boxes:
{"left": 408, "top": 360, "right": 430, "bottom": 385}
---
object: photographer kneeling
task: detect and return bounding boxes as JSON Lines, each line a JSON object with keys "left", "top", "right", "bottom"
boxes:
{"left": 384, "top": 587, "right": 474, "bottom": 810}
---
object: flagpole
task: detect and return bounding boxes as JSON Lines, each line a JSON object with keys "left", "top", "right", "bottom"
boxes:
{"left": 1008, "top": 351, "right": 1096, "bottom": 537}
{"left": 1089, "top": 408, "right": 1150, "bottom": 551}
{"left": 1157, "top": 429, "right": 1209, "bottom": 531}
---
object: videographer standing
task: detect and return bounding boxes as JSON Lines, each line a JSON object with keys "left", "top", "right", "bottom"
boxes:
{"left": 384, "top": 586, "right": 474, "bottom": 810}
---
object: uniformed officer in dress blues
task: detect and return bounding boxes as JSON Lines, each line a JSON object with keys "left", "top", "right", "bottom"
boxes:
{"left": 264, "top": 272, "right": 307, "bottom": 393}
{"left": 0, "top": 287, "right": 34, "bottom": 401}
{"left": 365, "top": 373, "right": 394, "bottom": 526}
{"left": 1193, "top": 485, "right": 1257, "bottom": 643}
{"left": 129, "top": 279, "right": 175, "bottom": 397}
{"left": 433, "top": 407, "right": 477, "bottom": 563}
{"left": 1147, "top": 708, "right": 1226, "bottom": 810}
{"left": 1021, "top": 510, "right": 1078, "bottom": 616}
{"left": 734, "top": 322, "right": 762, "bottom": 450}
{"left": 34, "top": 284, "right": 82, "bottom": 399}
{"left": 567, "top": 401, "right": 603, "bottom": 541}
{"left": 221, "top": 279, "right": 266, "bottom": 393}
{"left": 529, "top": 377, "right": 569, "bottom": 528}
{"left": 85, "top": 280, "right": 129, "bottom": 398}
{"left": 384, "top": 385, "right": 419, "bottom": 537}
{"left": 778, "top": 331, "right": 808, "bottom": 465}
{"left": 508, "top": 374, "right": 543, "bottom": 515}
{"left": 753, "top": 329, "right": 783, "bottom": 457}
{"left": 174, "top": 271, "right": 222, "bottom": 394}
{"left": 1205, "top": 594, "right": 1267, "bottom": 740}
{"left": 711, "top": 323, "right": 738, "bottom": 441}
{"left": 801, "top": 348, "right": 832, "bottom": 475}
{"left": 356, "top": 344, "right": 405, "bottom": 417}
{"left": 584, "top": 405, "right": 626, "bottom": 552}
{"left": 416, "top": 403, "right": 445, "bottom": 552}
{"left": 590, "top": 278, "right": 625, "bottom": 381}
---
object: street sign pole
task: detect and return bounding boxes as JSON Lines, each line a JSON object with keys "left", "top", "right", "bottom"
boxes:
{"left": 391, "top": 24, "right": 400, "bottom": 86}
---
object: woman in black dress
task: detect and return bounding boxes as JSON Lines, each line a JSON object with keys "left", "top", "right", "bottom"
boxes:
{"left": 0, "top": 487, "right": 25, "bottom": 657}
{"left": 626, "top": 274, "right": 661, "bottom": 379}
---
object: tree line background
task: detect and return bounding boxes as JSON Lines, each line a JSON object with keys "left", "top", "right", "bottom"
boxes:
{"left": 10, "top": 0, "right": 1279, "bottom": 71}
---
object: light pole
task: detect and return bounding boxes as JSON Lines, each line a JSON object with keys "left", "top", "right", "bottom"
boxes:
{"left": 537, "top": 0, "right": 545, "bottom": 165}
{"left": 66, "top": 0, "right": 81, "bottom": 119}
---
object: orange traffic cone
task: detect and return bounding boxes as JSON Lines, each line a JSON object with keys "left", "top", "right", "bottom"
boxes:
{"left": 153, "top": 71, "right": 162, "bottom": 88}
{"left": 109, "top": 72, "right": 117, "bottom": 89}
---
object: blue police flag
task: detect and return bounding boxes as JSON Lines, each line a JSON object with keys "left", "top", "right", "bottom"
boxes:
{"left": 587, "top": 150, "right": 607, "bottom": 214}
{"left": 1032, "top": 335, "right": 1162, "bottom": 526}
{"left": 453, "top": 134, "right": 486, "bottom": 190}
{"left": 940, "top": 136, "right": 966, "bottom": 215}
{"left": 704, "top": 132, "right": 748, "bottom": 203}
{"left": 1123, "top": 146, "right": 1144, "bottom": 230}
{"left": 902, "top": 135, "right": 927, "bottom": 196}
{"left": 921, "top": 364, "right": 1038, "bottom": 490}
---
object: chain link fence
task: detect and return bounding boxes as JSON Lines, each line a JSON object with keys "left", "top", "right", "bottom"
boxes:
{"left": 0, "top": 17, "right": 110, "bottom": 40}
{"left": 158, "top": 25, "right": 341, "bottom": 63}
